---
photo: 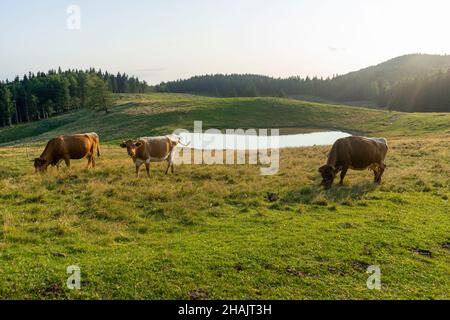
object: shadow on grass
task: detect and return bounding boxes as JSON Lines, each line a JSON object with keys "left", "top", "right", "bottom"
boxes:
{"left": 323, "top": 182, "right": 378, "bottom": 202}
{"left": 110, "top": 102, "right": 139, "bottom": 112}
{"left": 283, "top": 181, "right": 378, "bottom": 204}
{"left": 0, "top": 167, "right": 21, "bottom": 179}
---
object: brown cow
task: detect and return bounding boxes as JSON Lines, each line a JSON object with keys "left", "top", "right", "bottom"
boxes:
{"left": 120, "top": 135, "right": 188, "bottom": 177}
{"left": 319, "top": 136, "right": 388, "bottom": 188}
{"left": 33, "top": 132, "right": 101, "bottom": 172}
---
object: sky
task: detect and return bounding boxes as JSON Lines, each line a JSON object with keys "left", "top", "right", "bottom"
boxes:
{"left": 1, "top": 0, "right": 450, "bottom": 84}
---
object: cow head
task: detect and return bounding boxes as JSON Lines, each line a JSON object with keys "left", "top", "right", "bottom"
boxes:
{"left": 120, "top": 140, "right": 144, "bottom": 160}
{"left": 319, "top": 165, "right": 335, "bottom": 188}
{"left": 33, "top": 158, "right": 49, "bottom": 173}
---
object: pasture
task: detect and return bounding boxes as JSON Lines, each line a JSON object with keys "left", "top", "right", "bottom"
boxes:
{"left": 0, "top": 94, "right": 449, "bottom": 299}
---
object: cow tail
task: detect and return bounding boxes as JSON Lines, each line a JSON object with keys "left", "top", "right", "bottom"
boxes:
{"left": 97, "top": 144, "right": 101, "bottom": 157}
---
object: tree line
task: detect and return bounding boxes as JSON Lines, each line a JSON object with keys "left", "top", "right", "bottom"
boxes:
{"left": 0, "top": 69, "right": 150, "bottom": 127}
{"left": 155, "top": 71, "right": 450, "bottom": 112}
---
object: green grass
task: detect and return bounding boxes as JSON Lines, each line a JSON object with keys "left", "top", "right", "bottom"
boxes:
{"left": 0, "top": 93, "right": 449, "bottom": 299}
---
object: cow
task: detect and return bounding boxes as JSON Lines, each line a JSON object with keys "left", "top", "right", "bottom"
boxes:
{"left": 120, "top": 135, "right": 189, "bottom": 177}
{"left": 33, "top": 132, "right": 101, "bottom": 172}
{"left": 318, "top": 136, "right": 388, "bottom": 188}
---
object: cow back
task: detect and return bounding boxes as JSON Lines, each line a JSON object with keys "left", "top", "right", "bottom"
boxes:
{"left": 329, "top": 136, "right": 388, "bottom": 169}
{"left": 59, "top": 135, "right": 95, "bottom": 160}
{"left": 141, "top": 137, "right": 172, "bottom": 160}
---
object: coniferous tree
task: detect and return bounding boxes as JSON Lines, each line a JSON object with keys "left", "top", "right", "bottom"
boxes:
{"left": 0, "top": 83, "right": 14, "bottom": 127}
{"left": 0, "top": 68, "right": 150, "bottom": 127}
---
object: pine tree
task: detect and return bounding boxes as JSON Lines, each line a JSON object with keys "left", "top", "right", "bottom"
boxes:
{"left": 0, "top": 83, "right": 14, "bottom": 127}
{"left": 0, "top": 68, "right": 148, "bottom": 127}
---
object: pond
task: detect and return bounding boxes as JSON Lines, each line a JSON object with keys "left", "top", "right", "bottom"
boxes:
{"left": 177, "top": 131, "right": 351, "bottom": 150}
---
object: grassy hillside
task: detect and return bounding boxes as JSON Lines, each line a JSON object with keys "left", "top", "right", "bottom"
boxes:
{"left": 1, "top": 93, "right": 449, "bottom": 147}
{"left": 0, "top": 93, "right": 449, "bottom": 299}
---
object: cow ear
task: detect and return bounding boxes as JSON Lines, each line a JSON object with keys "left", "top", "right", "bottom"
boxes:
{"left": 120, "top": 142, "right": 126, "bottom": 148}
{"left": 135, "top": 142, "right": 143, "bottom": 148}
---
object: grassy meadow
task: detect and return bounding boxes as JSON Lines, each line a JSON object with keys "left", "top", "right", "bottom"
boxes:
{"left": 0, "top": 93, "right": 449, "bottom": 299}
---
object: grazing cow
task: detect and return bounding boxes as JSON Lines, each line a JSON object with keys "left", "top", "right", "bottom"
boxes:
{"left": 33, "top": 132, "right": 101, "bottom": 172}
{"left": 318, "top": 136, "right": 388, "bottom": 188}
{"left": 120, "top": 135, "right": 188, "bottom": 177}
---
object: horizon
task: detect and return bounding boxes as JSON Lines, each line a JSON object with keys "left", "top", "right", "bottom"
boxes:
{"left": 2, "top": 1, "right": 450, "bottom": 84}
{"left": 1, "top": 52, "right": 449, "bottom": 85}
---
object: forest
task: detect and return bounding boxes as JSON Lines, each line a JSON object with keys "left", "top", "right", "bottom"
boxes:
{"left": 0, "top": 69, "right": 150, "bottom": 127}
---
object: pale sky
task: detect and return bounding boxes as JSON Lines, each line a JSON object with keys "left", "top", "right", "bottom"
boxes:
{"left": 1, "top": 0, "right": 450, "bottom": 84}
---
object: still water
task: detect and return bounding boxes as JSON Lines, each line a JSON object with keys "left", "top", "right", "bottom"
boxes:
{"left": 177, "top": 131, "right": 351, "bottom": 150}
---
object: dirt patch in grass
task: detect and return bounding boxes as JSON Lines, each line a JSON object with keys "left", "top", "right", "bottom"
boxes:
{"left": 411, "top": 248, "right": 432, "bottom": 257}
{"left": 189, "top": 289, "right": 209, "bottom": 300}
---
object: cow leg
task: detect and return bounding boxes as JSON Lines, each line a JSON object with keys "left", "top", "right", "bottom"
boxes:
{"left": 91, "top": 157, "right": 96, "bottom": 168}
{"left": 55, "top": 159, "right": 63, "bottom": 172}
{"left": 145, "top": 162, "right": 150, "bottom": 177}
{"left": 168, "top": 151, "right": 175, "bottom": 174}
{"left": 136, "top": 165, "right": 141, "bottom": 178}
{"left": 165, "top": 161, "right": 171, "bottom": 175}
{"left": 376, "top": 164, "right": 386, "bottom": 184}
{"left": 339, "top": 167, "right": 348, "bottom": 186}
{"left": 87, "top": 156, "right": 92, "bottom": 169}
{"left": 64, "top": 158, "right": 71, "bottom": 169}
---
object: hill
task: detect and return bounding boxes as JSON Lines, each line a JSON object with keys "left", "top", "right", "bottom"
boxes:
{"left": 327, "top": 54, "right": 450, "bottom": 108}
{"left": 337, "top": 54, "right": 450, "bottom": 86}
{"left": 1, "top": 93, "right": 449, "bottom": 146}
{"left": 156, "top": 54, "right": 450, "bottom": 112}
